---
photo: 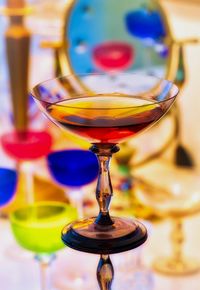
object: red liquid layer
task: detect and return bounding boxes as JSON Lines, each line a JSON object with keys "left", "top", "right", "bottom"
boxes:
{"left": 1, "top": 131, "right": 52, "bottom": 160}
{"left": 92, "top": 41, "right": 133, "bottom": 72}
{"left": 59, "top": 122, "right": 155, "bottom": 144}
{"left": 47, "top": 95, "right": 164, "bottom": 144}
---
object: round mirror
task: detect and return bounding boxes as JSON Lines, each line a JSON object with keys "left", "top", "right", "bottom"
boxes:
{"left": 62, "top": 0, "right": 172, "bottom": 78}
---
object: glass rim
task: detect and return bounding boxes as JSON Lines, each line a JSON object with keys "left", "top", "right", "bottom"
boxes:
{"left": 30, "top": 72, "right": 179, "bottom": 109}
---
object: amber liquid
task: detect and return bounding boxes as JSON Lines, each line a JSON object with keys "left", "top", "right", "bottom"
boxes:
{"left": 47, "top": 95, "right": 164, "bottom": 144}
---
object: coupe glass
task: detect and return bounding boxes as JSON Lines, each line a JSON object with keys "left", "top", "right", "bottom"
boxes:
{"left": 10, "top": 201, "right": 78, "bottom": 290}
{"left": 31, "top": 73, "right": 178, "bottom": 255}
{"left": 47, "top": 149, "right": 99, "bottom": 218}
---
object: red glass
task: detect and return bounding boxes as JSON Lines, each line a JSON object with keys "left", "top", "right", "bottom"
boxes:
{"left": 1, "top": 131, "right": 52, "bottom": 161}
{"left": 92, "top": 41, "right": 134, "bottom": 72}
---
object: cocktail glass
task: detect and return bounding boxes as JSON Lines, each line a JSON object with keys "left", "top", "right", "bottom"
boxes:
{"left": 47, "top": 149, "right": 99, "bottom": 219}
{"left": 30, "top": 73, "right": 178, "bottom": 257}
{"left": 0, "top": 168, "right": 18, "bottom": 209}
{"left": 1, "top": 130, "right": 52, "bottom": 204}
{"left": 10, "top": 201, "right": 78, "bottom": 290}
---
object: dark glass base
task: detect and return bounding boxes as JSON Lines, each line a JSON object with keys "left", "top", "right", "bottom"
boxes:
{"left": 62, "top": 217, "right": 147, "bottom": 254}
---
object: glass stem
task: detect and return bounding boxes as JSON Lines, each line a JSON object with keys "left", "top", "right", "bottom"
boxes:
{"left": 97, "top": 254, "right": 114, "bottom": 290}
{"left": 171, "top": 218, "right": 184, "bottom": 263}
{"left": 20, "top": 161, "right": 35, "bottom": 204}
{"left": 90, "top": 144, "right": 119, "bottom": 226}
{"left": 66, "top": 188, "right": 84, "bottom": 219}
{"left": 35, "top": 254, "right": 56, "bottom": 290}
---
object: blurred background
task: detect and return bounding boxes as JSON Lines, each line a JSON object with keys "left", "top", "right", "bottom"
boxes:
{"left": 0, "top": 0, "right": 200, "bottom": 289}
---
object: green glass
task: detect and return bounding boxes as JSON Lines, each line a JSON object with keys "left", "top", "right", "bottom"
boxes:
{"left": 10, "top": 202, "right": 78, "bottom": 290}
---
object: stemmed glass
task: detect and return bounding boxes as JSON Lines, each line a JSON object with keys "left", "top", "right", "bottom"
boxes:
{"left": 10, "top": 201, "right": 78, "bottom": 290}
{"left": 31, "top": 73, "right": 178, "bottom": 288}
{"left": 47, "top": 149, "right": 99, "bottom": 219}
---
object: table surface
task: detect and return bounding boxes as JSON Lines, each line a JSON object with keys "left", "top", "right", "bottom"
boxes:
{"left": 1, "top": 215, "right": 200, "bottom": 290}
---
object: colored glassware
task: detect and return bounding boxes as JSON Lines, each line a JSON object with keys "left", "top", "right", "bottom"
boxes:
{"left": 47, "top": 149, "right": 99, "bottom": 218}
{"left": 0, "top": 168, "right": 17, "bottom": 207}
{"left": 1, "top": 131, "right": 52, "bottom": 160}
{"left": 1, "top": 130, "right": 52, "bottom": 203}
{"left": 10, "top": 202, "right": 78, "bottom": 290}
{"left": 92, "top": 41, "right": 134, "bottom": 72}
{"left": 124, "top": 7, "right": 168, "bottom": 70}
{"left": 125, "top": 8, "right": 166, "bottom": 41}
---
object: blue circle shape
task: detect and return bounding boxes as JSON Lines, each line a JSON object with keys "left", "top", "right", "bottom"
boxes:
{"left": 125, "top": 8, "right": 166, "bottom": 40}
{"left": 0, "top": 168, "right": 18, "bottom": 206}
{"left": 47, "top": 149, "right": 99, "bottom": 187}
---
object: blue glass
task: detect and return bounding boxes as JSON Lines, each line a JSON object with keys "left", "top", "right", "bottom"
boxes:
{"left": 125, "top": 8, "right": 166, "bottom": 40}
{"left": 47, "top": 149, "right": 99, "bottom": 187}
{"left": 0, "top": 168, "right": 18, "bottom": 206}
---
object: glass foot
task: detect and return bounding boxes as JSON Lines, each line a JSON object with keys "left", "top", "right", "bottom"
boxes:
{"left": 153, "top": 257, "right": 200, "bottom": 275}
{"left": 62, "top": 217, "right": 147, "bottom": 254}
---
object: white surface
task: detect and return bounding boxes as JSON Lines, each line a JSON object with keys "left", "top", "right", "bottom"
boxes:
{"left": 1, "top": 216, "right": 200, "bottom": 290}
